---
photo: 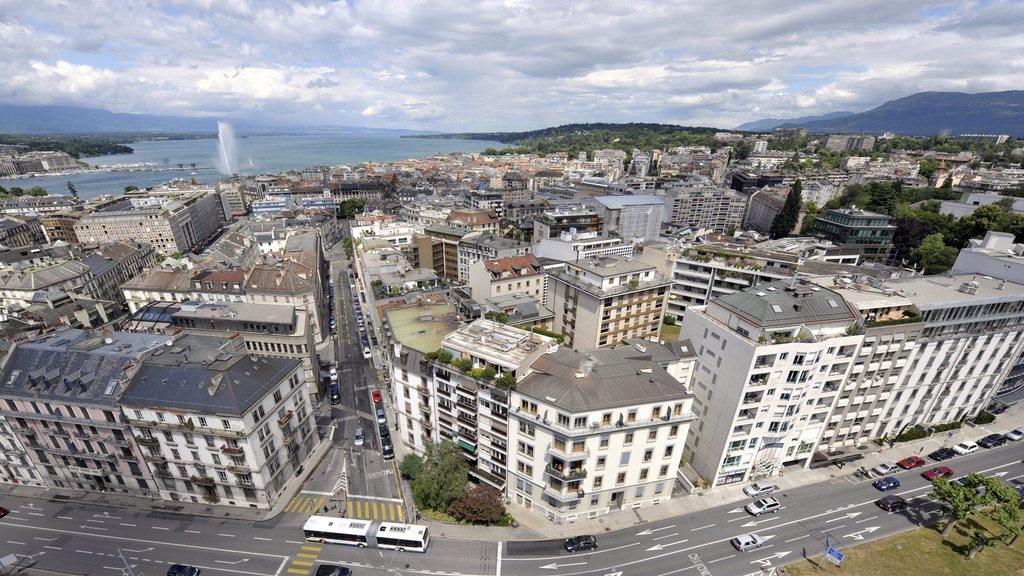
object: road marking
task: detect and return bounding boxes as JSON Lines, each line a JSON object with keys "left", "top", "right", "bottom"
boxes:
{"left": 300, "top": 546, "right": 321, "bottom": 552}
{"left": 86, "top": 519, "right": 105, "bottom": 523}
{"left": 120, "top": 523, "right": 137, "bottom": 527}
{"left": 496, "top": 541, "right": 502, "bottom": 576}
{"left": 291, "top": 561, "right": 314, "bottom": 567}
{"left": 285, "top": 540, "right": 304, "bottom": 545}
{"left": 829, "top": 524, "right": 846, "bottom": 531}
{"left": 689, "top": 524, "right": 716, "bottom": 532}
{"left": 503, "top": 541, "right": 640, "bottom": 562}
{"left": 652, "top": 532, "right": 681, "bottom": 541}
{"left": 296, "top": 554, "right": 317, "bottom": 559}
{"left": 76, "top": 550, "right": 94, "bottom": 554}
{"left": 34, "top": 537, "right": 58, "bottom": 541}
{"left": 219, "top": 533, "right": 237, "bottom": 537}
{"left": 647, "top": 538, "right": 689, "bottom": 552}
{"left": 784, "top": 535, "right": 809, "bottom": 543}
{"left": 57, "top": 516, "right": 73, "bottom": 520}
{"left": 27, "top": 512, "right": 43, "bottom": 516}
{"left": 637, "top": 525, "right": 676, "bottom": 536}
{"left": 6, "top": 541, "right": 25, "bottom": 546}
{"left": 43, "top": 546, "right": 62, "bottom": 550}
{"left": 299, "top": 490, "right": 336, "bottom": 496}
{"left": 824, "top": 512, "right": 861, "bottom": 523}
{"left": 708, "top": 554, "right": 735, "bottom": 564}
{"left": 80, "top": 525, "right": 108, "bottom": 531}
{"left": 845, "top": 526, "right": 881, "bottom": 540}
{"left": 855, "top": 515, "right": 878, "bottom": 524}
{"left": 287, "top": 570, "right": 308, "bottom": 575}
{"left": 254, "top": 537, "right": 273, "bottom": 541}
{"left": 539, "top": 561, "right": 587, "bottom": 570}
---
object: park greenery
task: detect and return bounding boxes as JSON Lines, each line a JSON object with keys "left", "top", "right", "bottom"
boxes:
{"left": 0, "top": 132, "right": 215, "bottom": 159}
{"left": 337, "top": 198, "right": 367, "bottom": 219}
{"left": 0, "top": 185, "right": 48, "bottom": 198}
{"left": 929, "top": 473, "right": 1022, "bottom": 558}
{"left": 398, "top": 442, "right": 510, "bottom": 525}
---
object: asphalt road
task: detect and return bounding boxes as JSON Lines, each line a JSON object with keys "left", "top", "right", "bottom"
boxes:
{"left": 1, "top": 441, "right": 1020, "bottom": 576}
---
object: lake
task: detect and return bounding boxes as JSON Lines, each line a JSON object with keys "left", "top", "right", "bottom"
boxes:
{"left": 1, "top": 134, "right": 500, "bottom": 199}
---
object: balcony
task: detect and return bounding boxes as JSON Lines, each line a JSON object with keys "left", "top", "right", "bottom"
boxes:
{"left": 277, "top": 411, "right": 294, "bottom": 427}
{"left": 220, "top": 445, "right": 245, "bottom": 456}
{"left": 190, "top": 475, "right": 216, "bottom": 487}
{"left": 227, "top": 465, "right": 251, "bottom": 475}
{"left": 737, "top": 409, "right": 757, "bottom": 421}
{"left": 126, "top": 418, "right": 244, "bottom": 438}
{"left": 136, "top": 436, "right": 160, "bottom": 449}
{"left": 543, "top": 485, "right": 584, "bottom": 502}
{"left": 45, "top": 446, "right": 115, "bottom": 462}
{"left": 545, "top": 465, "right": 587, "bottom": 480}
{"left": 546, "top": 446, "right": 589, "bottom": 462}
{"left": 515, "top": 408, "right": 696, "bottom": 436}
{"left": 143, "top": 453, "right": 166, "bottom": 464}
{"left": 457, "top": 413, "right": 477, "bottom": 427}
{"left": 153, "top": 468, "right": 175, "bottom": 479}
{"left": 7, "top": 410, "right": 126, "bottom": 430}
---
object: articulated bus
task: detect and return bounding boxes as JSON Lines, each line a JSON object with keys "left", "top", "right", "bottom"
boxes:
{"left": 302, "top": 516, "right": 430, "bottom": 552}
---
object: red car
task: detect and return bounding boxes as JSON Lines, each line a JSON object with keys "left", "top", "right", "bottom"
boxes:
{"left": 897, "top": 456, "right": 927, "bottom": 469}
{"left": 922, "top": 466, "right": 954, "bottom": 481}
{"left": 371, "top": 389, "right": 383, "bottom": 404}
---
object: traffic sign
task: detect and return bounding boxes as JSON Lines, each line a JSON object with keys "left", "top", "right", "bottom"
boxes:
{"left": 826, "top": 546, "right": 844, "bottom": 566}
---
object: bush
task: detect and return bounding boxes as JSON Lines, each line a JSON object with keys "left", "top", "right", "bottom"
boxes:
{"left": 531, "top": 327, "right": 565, "bottom": 344}
{"left": 447, "top": 485, "right": 506, "bottom": 525}
{"left": 663, "top": 315, "right": 677, "bottom": 326}
{"left": 411, "top": 441, "right": 468, "bottom": 512}
{"left": 972, "top": 411, "right": 995, "bottom": 425}
{"left": 450, "top": 357, "right": 473, "bottom": 373}
{"left": 399, "top": 454, "right": 424, "bottom": 480}
{"left": 892, "top": 427, "right": 930, "bottom": 443}
{"left": 931, "top": 421, "right": 963, "bottom": 433}
{"left": 494, "top": 372, "right": 516, "bottom": 389}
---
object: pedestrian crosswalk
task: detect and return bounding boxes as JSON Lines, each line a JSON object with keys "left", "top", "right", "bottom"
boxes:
{"left": 286, "top": 544, "right": 323, "bottom": 575}
{"left": 285, "top": 495, "right": 325, "bottom": 515}
{"left": 346, "top": 498, "right": 405, "bottom": 522}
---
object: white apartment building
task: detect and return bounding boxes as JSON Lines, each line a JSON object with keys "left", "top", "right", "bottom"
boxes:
{"left": 457, "top": 232, "right": 531, "bottom": 281}
{"left": 532, "top": 230, "right": 634, "bottom": 263}
{"left": 638, "top": 241, "right": 798, "bottom": 320}
{"left": 467, "top": 255, "right": 546, "bottom": 305}
{"left": 507, "top": 344, "right": 695, "bottom": 523}
{"left": 659, "top": 186, "right": 748, "bottom": 232}
{"left": 681, "top": 280, "right": 862, "bottom": 485}
{"left": 588, "top": 195, "right": 665, "bottom": 242}
{"left": 548, "top": 255, "right": 670, "bottom": 349}
{"left": 121, "top": 339, "right": 320, "bottom": 509}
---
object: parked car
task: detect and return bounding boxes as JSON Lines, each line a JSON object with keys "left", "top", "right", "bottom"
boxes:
{"left": 0, "top": 506, "right": 8, "bottom": 519}
{"left": 375, "top": 407, "right": 387, "bottom": 424}
{"left": 354, "top": 427, "right": 365, "bottom": 447}
{"left": 314, "top": 564, "right": 352, "bottom": 576}
{"left": 381, "top": 441, "right": 394, "bottom": 460}
{"left": 922, "top": 466, "right": 954, "bottom": 481}
{"left": 330, "top": 390, "right": 341, "bottom": 405}
{"left": 745, "top": 497, "right": 781, "bottom": 516}
{"left": 897, "top": 456, "right": 927, "bottom": 470}
{"left": 977, "top": 433, "right": 1007, "bottom": 449}
{"left": 1005, "top": 428, "right": 1024, "bottom": 442}
{"left": 872, "top": 462, "right": 899, "bottom": 476}
{"left": 743, "top": 482, "right": 777, "bottom": 498}
{"left": 875, "top": 495, "right": 908, "bottom": 512}
{"left": 953, "top": 441, "right": 979, "bottom": 455}
{"left": 730, "top": 533, "right": 766, "bottom": 552}
{"left": 362, "top": 347, "right": 372, "bottom": 360}
{"left": 167, "top": 566, "right": 200, "bottom": 576}
{"left": 873, "top": 476, "right": 901, "bottom": 491}
{"left": 329, "top": 367, "right": 338, "bottom": 381}
{"left": 564, "top": 535, "right": 598, "bottom": 553}
{"left": 928, "top": 447, "right": 956, "bottom": 461}
{"left": 371, "top": 389, "right": 383, "bottom": 404}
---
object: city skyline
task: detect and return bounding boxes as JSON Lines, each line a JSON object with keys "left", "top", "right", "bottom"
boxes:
{"left": 3, "top": 0, "right": 1022, "bottom": 131}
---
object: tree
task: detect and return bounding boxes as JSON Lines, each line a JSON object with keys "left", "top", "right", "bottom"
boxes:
{"left": 447, "top": 485, "right": 506, "bottom": 524}
{"left": 25, "top": 186, "right": 47, "bottom": 197}
{"left": 912, "top": 233, "right": 958, "bottom": 273}
{"left": 890, "top": 216, "right": 932, "bottom": 266}
{"left": 177, "top": 163, "right": 184, "bottom": 169}
{"left": 189, "top": 162, "right": 196, "bottom": 170}
{"left": 918, "top": 157, "right": 939, "bottom": 180}
{"left": 66, "top": 181, "right": 79, "bottom": 197}
{"left": 799, "top": 201, "right": 819, "bottom": 235}
{"left": 930, "top": 475, "right": 980, "bottom": 537}
{"left": 399, "top": 454, "right": 424, "bottom": 480}
{"left": 411, "top": 441, "right": 468, "bottom": 511}
{"left": 342, "top": 237, "right": 354, "bottom": 259}
{"left": 124, "top": 185, "right": 139, "bottom": 193}
{"left": 769, "top": 179, "right": 802, "bottom": 239}
{"left": 338, "top": 198, "right": 367, "bottom": 219}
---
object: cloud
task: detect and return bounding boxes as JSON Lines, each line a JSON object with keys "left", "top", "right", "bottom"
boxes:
{"left": 1, "top": 1, "right": 1021, "bottom": 129}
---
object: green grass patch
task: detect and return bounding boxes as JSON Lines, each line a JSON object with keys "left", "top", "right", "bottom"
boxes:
{"left": 660, "top": 322, "right": 681, "bottom": 341}
{"left": 784, "top": 515, "right": 1024, "bottom": 576}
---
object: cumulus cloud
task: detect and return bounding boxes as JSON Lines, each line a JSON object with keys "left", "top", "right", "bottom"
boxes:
{"left": 1, "top": 0, "right": 1022, "bottom": 129}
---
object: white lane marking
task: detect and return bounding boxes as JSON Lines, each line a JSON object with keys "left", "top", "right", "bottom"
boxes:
{"left": 27, "top": 512, "right": 43, "bottom": 516}
{"left": 57, "top": 516, "right": 73, "bottom": 520}
{"left": 86, "top": 519, "right": 105, "bottom": 523}
{"left": 34, "top": 537, "right": 58, "bottom": 541}
{"left": 7, "top": 541, "right": 26, "bottom": 545}
{"left": 152, "top": 526, "right": 170, "bottom": 531}
{"left": 96, "top": 513, "right": 122, "bottom": 520}
{"left": 80, "top": 525, "right": 108, "bottom": 531}
{"left": 186, "top": 530, "right": 201, "bottom": 534}
{"left": 76, "top": 550, "right": 94, "bottom": 554}
{"left": 652, "top": 532, "right": 681, "bottom": 541}
{"left": 689, "top": 524, "right": 716, "bottom": 532}
{"left": 299, "top": 490, "right": 336, "bottom": 496}
{"left": 785, "top": 535, "right": 810, "bottom": 543}
{"left": 121, "top": 523, "right": 137, "bottom": 527}
{"left": 708, "top": 554, "right": 735, "bottom": 564}
{"left": 855, "top": 515, "right": 878, "bottom": 524}
{"left": 254, "top": 537, "right": 272, "bottom": 541}
{"left": 43, "top": 546, "right": 62, "bottom": 550}
{"left": 637, "top": 524, "right": 677, "bottom": 536}
{"left": 502, "top": 541, "right": 640, "bottom": 562}
{"left": 218, "top": 533, "right": 236, "bottom": 537}
{"left": 829, "top": 524, "right": 847, "bottom": 531}
{"left": 496, "top": 541, "right": 502, "bottom": 576}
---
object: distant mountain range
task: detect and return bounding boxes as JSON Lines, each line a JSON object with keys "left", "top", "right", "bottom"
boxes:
{"left": 736, "top": 111, "right": 855, "bottom": 132}
{"left": 0, "top": 104, "right": 428, "bottom": 136}
{"left": 738, "top": 91, "right": 1024, "bottom": 137}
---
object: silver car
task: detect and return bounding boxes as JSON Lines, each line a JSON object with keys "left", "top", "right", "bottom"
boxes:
{"left": 731, "top": 533, "right": 766, "bottom": 551}
{"left": 743, "top": 481, "right": 777, "bottom": 498}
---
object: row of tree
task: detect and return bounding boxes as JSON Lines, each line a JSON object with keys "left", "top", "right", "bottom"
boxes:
{"left": 0, "top": 185, "right": 48, "bottom": 198}
{"left": 929, "top": 472, "right": 1022, "bottom": 558}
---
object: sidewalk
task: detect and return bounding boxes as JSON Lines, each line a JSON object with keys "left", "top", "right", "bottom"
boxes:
{"left": 420, "top": 402, "right": 1024, "bottom": 541}
{"left": 0, "top": 425, "right": 336, "bottom": 523}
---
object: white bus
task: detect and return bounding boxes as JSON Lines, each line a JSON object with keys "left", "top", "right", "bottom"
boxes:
{"left": 302, "top": 516, "right": 430, "bottom": 552}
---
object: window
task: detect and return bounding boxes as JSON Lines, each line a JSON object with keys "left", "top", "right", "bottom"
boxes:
{"left": 517, "top": 441, "right": 534, "bottom": 457}
{"left": 593, "top": 476, "right": 603, "bottom": 489}
{"left": 639, "top": 469, "right": 649, "bottom": 481}
{"left": 669, "top": 425, "right": 679, "bottom": 438}
{"left": 518, "top": 421, "right": 535, "bottom": 438}
{"left": 647, "top": 430, "right": 657, "bottom": 443}
{"left": 616, "top": 473, "right": 626, "bottom": 486}
{"left": 557, "top": 413, "right": 570, "bottom": 427}
{"left": 623, "top": 433, "right": 633, "bottom": 446}
{"left": 573, "top": 416, "right": 587, "bottom": 428}
{"left": 596, "top": 456, "right": 606, "bottom": 470}
{"left": 619, "top": 452, "right": 630, "bottom": 466}
{"left": 634, "top": 486, "right": 645, "bottom": 499}
{"left": 664, "top": 445, "right": 674, "bottom": 458}
{"left": 659, "top": 465, "right": 669, "bottom": 477}
{"left": 643, "top": 449, "right": 653, "bottom": 463}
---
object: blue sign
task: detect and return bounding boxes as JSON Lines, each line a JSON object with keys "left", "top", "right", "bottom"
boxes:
{"left": 826, "top": 547, "right": 844, "bottom": 566}
{"left": 947, "top": 431, "right": 955, "bottom": 439}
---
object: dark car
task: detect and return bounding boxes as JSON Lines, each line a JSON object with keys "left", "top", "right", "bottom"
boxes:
{"left": 978, "top": 433, "right": 1007, "bottom": 449}
{"left": 564, "top": 535, "right": 598, "bottom": 553}
{"left": 330, "top": 390, "right": 341, "bottom": 405}
{"left": 876, "top": 495, "right": 908, "bottom": 512}
{"left": 381, "top": 441, "right": 394, "bottom": 460}
{"left": 897, "top": 456, "right": 927, "bottom": 470}
{"left": 928, "top": 447, "right": 956, "bottom": 461}
{"left": 873, "top": 476, "right": 901, "bottom": 491}
{"left": 314, "top": 564, "right": 352, "bottom": 576}
{"left": 167, "top": 565, "right": 200, "bottom": 576}
{"left": 0, "top": 506, "right": 8, "bottom": 519}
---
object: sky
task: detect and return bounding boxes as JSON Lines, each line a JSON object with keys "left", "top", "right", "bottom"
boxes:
{"left": 2, "top": 0, "right": 1023, "bottom": 131}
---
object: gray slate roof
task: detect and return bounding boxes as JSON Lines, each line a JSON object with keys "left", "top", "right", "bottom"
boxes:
{"left": 714, "top": 280, "right": 856, "bottom": 327}
{"left": 517, "top": 347, "right": 690, "bottom": 412}
{"left": 122, "top": 342, "right": 300, "bottom": 416}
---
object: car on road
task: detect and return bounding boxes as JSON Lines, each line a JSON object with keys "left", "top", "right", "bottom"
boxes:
{"left": 928, "top": 447, "right": 956, "bottom": 461}
{"left": 743, "top": 482, "right": 777, "bottom": 498}
{"left": 314, "top": 564, "right": 352, "bottom": 576}
{"left": 167, "top": 565, "right": 200, "bottom": 576}
{"left": 381, "top": 440, "right": 394, "bottom": 460}
{"left": 329, "top": 367, "right": 338, "bottom": 381}
{"left": 745, "top": 497, "right": 781, "bottom": 516}
{"left": 375, "top": 407, "right": 387, "bottom": 424}
{"left": 354, "top": 427, "right": 365, "bottom": 447}
{"left": 362, "top": 347, "right": 372, "bottom": 360}
{"left": 977, "top": 433, "right": 1006, "bottom": 449}
{"left": 1005, "top": 428, "right": 1024, "bottom": 442}
{"left": 875, "top": 495, "right": 908, "bottom": 512}
{"left": 330, "top": 390, "right": 341, "bottom": 405}
{"left": 897, "top": 455, "right": 927, "bottom": 469}
{"left": 872, "top": 462, "right": 899, "bottom": 476}
{"left": 371, "top": 389, "right": 383, "bottom": 404}
{"left": 564, "top": 535, "right": 598, "bottom": 553}
{"left": 953, "top": 441, "right": 979, "bottom": 455}
{"left": 730, "top": 533, "right": 766, "bottom": 552}
{"left": 0, "top": 506, "right": 8, "bottom": 519}
{"left": 922, "top": 466, "right": 954, "bottom": 481}
{"left": 873, "top": 476, "right": 901, "bottom": 491}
